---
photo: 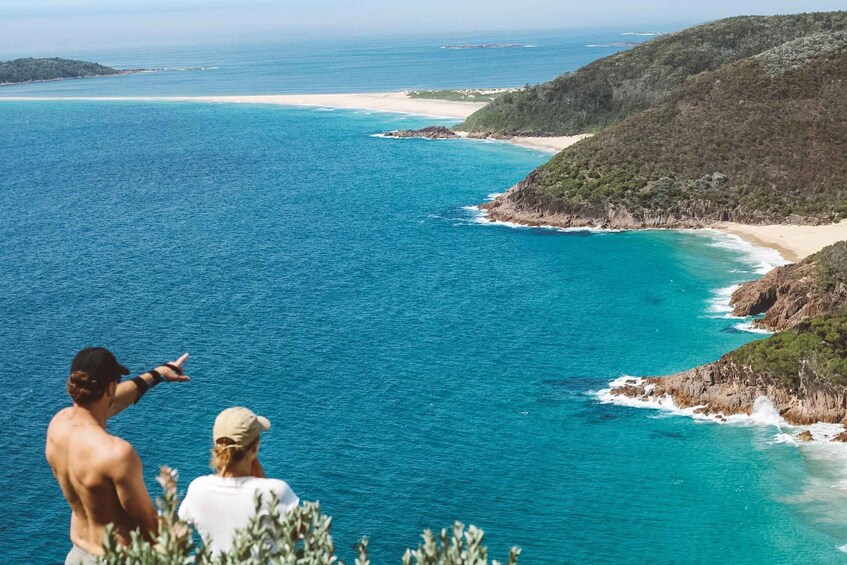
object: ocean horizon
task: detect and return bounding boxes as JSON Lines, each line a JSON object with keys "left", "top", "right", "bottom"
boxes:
{"left": 4, "top": 30, "right": 847, "bottom": 563}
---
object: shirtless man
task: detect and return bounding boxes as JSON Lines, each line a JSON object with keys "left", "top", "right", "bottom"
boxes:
{"left": 45, "top": 347, "right": 191, "bottom": 564}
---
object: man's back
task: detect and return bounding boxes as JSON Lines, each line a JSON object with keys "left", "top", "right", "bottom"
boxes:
{"left": 46, "top": 407, "right": 147, "bottom": 556}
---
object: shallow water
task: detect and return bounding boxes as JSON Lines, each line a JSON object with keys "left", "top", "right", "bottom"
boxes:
{"left": 1, "top": 100, "right": 845, "bottom": 563}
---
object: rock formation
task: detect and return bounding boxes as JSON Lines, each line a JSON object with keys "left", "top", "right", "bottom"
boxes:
{"left": 382, "top": 126, "right": 457, "bottom": 139}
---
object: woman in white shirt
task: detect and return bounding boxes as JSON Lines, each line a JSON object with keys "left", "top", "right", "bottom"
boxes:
{"left": 178, "top": 407, "right": 299, "bottom": 554}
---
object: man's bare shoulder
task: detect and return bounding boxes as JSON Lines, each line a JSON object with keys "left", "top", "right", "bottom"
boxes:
{"left": 47, "top": 406, "right": 73, "bottom": 430}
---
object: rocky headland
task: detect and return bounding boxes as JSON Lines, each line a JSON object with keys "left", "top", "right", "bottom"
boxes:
{"left": 382, "top": 126, "right": 555, "bottom": 142}
{"left": 610, "top": 242, "right": 847, "bottom": 435}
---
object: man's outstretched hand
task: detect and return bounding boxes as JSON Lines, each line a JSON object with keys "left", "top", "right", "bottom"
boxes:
{"left": 155, "top": 352, "right": 191, "bottom": 382}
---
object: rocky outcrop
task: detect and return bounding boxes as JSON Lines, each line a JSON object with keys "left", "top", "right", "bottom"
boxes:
{"left": 729, "top": 248, "right": 847, "bottom": 331}
{"left": 478, "top": 173, "right": 806, "bottom": 229}
{"left": 610, "top": 357, "right": 847, "bottom": 425}
{"left": 383, "top": 126, "right": 458, "bottom": 139}
{"left": 383, "top": 126, "right": 557, "bottom": 142}
{"left": 796, "top": 430, "right": 814, "bottom": 441}
{"left": 609, "top": 242, "right": 847, "bottom": 429}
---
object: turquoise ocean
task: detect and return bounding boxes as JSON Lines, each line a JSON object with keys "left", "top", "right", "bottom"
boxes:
{"left": 3, "top": 29, "right": 847, "bottom": 563}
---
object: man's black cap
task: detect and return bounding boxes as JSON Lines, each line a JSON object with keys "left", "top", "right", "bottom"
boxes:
{"left": 70, "top": 347, "right": 130, "bottom": 382}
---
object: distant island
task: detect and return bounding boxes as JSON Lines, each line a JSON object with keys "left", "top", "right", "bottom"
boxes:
{"left": 0, "top": 57, "right": 210, "bottom": 87}
{"left": 442, "top": 44, "right": 530, "bottom": 50}
{"left": 621, "top": 31, "right": 667, "bottom": 36}
{"left": 0, "top": 57, "right": 142, "bottom": 86}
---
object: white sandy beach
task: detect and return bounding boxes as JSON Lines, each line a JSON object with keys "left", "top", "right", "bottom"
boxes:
{"left": 714, "top": 221, "right": 847, "bottom": 262}
{"left": 0, "top": 92, "right": 486, "bottom": 119}
{"left": 454, "top": 131, "right": 592, "bottom": 152}
{"left": 508, "top": 133, "right": 592, "bottom": 152}
{"left": 0, "top": 92, "right": 592, "bottom": 152}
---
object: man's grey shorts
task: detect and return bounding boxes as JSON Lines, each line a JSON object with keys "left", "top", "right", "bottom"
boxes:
{"left": 65, "top": 545, "right": 100, "bottom": 565}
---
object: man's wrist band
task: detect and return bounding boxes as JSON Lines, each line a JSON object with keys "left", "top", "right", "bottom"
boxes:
{"left": 163, "top": 363, "right": 182, "bottom": 376}
{"left": 131, "top": 376, "right": 148, "bottom": 403}
{"left": 131, "top": 369, "right": 164, "bottom": 404}
{"left": 148, "top": 369, "right": 164, "bottom": 385}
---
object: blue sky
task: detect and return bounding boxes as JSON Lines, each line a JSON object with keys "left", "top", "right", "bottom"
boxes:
{"left": 1, "top": 0, "right": 845, "bottom": 52}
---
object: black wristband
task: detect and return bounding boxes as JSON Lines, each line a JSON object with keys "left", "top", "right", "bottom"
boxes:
{"left": 148, "top": 369, "right": 164, "bottom": 385}
{"left": 163, "top": 363, "right": 182, "bottom": 376}
{"left": 131, "top": 376, "right": 149, "bottom": 404}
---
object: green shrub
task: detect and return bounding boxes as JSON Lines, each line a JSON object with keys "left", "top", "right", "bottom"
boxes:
{"left": 456, "top": 12, "right": 847, "bottom": 135}
{"left": 731, "top": 312, "right": 847, "bottom": 387}
{"left": 102, "top": 467, "right": 520, "bottom": 565}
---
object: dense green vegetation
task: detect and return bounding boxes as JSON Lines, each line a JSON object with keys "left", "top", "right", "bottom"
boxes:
{"left": 456, "top": 12, "right": 847, "bottom": 135}
{"left": 0, "top": 57, "right": 120, "bottom": 85}
{"left": 727, "top": 242, "right": 847, "bottom": 387}
{"left": 103, "top": 467, "right": 520, "bottom": 564}
{"left": 814, "top": 241, "right": 847, "bottom": 291}
{"left": 731, "top": 312, "right": 847, "bottom": 387}
{"left": 407, "top": 89, "right": 510, "bottom": 102}
{"left": 519, "top": 31, "right": 847, "bottom": 223}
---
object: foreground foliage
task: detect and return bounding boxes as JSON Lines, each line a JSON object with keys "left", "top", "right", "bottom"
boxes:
{"left": 102, "top": 467, "right": 520, "bottom": 565}
{"left": 457, "top": 11, "right": 847, "bottom": 135}
{"left": 0, "top": 57, "right": 120, "bottom": 85}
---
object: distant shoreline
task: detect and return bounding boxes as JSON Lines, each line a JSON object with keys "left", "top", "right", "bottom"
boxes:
{"left": 0, "top": 91, "right": 587, "bottom": 152}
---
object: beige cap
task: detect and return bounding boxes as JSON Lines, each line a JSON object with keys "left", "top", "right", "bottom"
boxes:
{"left": 213, "top": 407, "right": 271, "bottom": 448}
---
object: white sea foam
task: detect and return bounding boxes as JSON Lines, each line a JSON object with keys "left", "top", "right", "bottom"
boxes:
{"left": 692, "top": 230, "right": 789, "bottom": 332}
{"left": 595, "top": 376, "right": 847, "bottom": 445}
{"left": 461, "top": 205, "right": 622, "bottom": 233}
{"left": 733, "top": 320, "right": 773, "bottom": 334}
{"left": 595, "top": 376, "right": 795, "bottom": 429}
{"left": 706, "top": 284, "right": 739, "bottom": 315}
{"left": 697, "top": 229, "right": 790, "bottom": 274}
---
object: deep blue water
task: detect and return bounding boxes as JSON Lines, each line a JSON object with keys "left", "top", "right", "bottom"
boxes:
{"left": 0, "top": 29, "right": 654, "bottom": 96}
{"left": 2, "top": 31, "right": 847, "bottom": 564}
{"left": 2, "top": 102, "right": 846, "bottom": 564}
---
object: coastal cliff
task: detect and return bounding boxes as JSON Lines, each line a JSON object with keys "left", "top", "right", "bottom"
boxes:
{"left": 730, "top": 242, "right": 847, "bottom": 331}
{"left": 481, "top": 30, "right": 847, "bottom": 228}
{"left": 611, "top": 355, "right": 847, "bottom": 426}
{"left": 480, "top": 172, "right": 798, "bottom": 229}
{"left": 611, "top": 243, "right": 847, "bottom": 429}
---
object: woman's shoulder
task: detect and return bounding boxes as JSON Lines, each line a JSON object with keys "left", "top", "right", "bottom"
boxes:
{"left": 250, "top": 477, "right": 293, "bottom": 493}
{"left": 249, "top": 477, "right": 299, "bottom": 507}
{"left": 183, "top": 474, "right": 218, "bottom": 494}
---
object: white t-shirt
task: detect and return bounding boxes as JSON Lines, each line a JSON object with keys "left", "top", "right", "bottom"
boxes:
{"left": 177, "top": 474, "right": 299, "bottom": 553}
